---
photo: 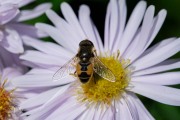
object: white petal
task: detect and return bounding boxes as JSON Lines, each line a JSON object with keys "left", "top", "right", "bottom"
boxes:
{"left": 125, "top": 9, "right": 167, "bottom": 62}
{"left": 1, "top": 67, "right": 22, "bottom": 81}
{"left": 45, "top": 9, "right": 64, "bottom": 29}
{"left": 123, "top": 94, "right": 139, "bottom": 120}
{"left": 0, "top": 0, "right": 35, "bottom": 7}
{"left": 123, "top": 5, "right": 155, "bottom": 60}
{"left": 20, "top": 87, "right": 60, "bottom": 109}
{"left": 129, "top": 9, "right": 167, "bottom": 62}
{"left": 45, "top": 9, "right": 81, "bottom": 46}
{"left": 8, "top": 23, "right": 48, "bottom": 38}
{"left": 21, "top": 60, "right": 53, "bottom": 69}
{"left": 1, "top": 67, "right": 23, "bottom": 90}
{"left": 133, "top": 59, "right": 180, "bottom": 76}
{"left": 2, "top": 27, "right": 23, "bottom": 53}
{"left": 101, "top": 106, "right": 114, "bottom": 120}
{"left": 20, "top": 85, "right": 69, "bottom": 110}
{"left": 27, "top": 68, "right": 54, "bottom": 74}
{"left": 0, "top": 4, "right": 19, "bottom": 25}
{"left": 12, "top": 73, "right": 74, "bottom": 87}
{"left": 114, "top": 101, "right": 121, "bottom": 120}
{"left": 35, "top": 23, "right": 77, "bottom": 52}
{"left": 79, "top": 5, "right": 102, "bottom": 52}
{"left": 130, "top": 81, "right": 180, "bottom": 106}
{"left": 18, "top": 0, "right": 35, "bottom": 7}
{"left": 22, "top": 36, "right": 74, "bottom": 57}
{"left": 0, "top": 31, "right": 4, "bottom": 41}
{"left": 20, "top": 50, "right": 68, "bottom": 66}
{"left": 77, "top": 105, "right": 95, "bottom": 120}
{"left": 93, "top": 106, "right": 106, "bottom": 120}
{"left": 41, "top": 85, "right": 71, "bottom": 110}
{"left": 0, "top": 47, "right": 23, "bottom": 68}
{"left": 127, "top": 92, "right": 155, "bottom": 120}
{"left": 23, "top": 89, "right": 71, "bottom": 119}
{"left": 113, "top": 0, "right": 127, "bottom": 50}
{"left": 15, "top": 3, "right": 52, "bottom": 22}
{"left": 76, "top": 110, "right": 88, "bottom": 120}
{"left": 115, "top": 98, "right": 134, "bottom": 120}
{"left": 93, "top": 24, "right": 104, "bottom": 53}
{"left": 122, "top": 29, "right": 141, "bottom": 60}
{"left": 144, "top": 9, "right": 167, "bottom": 50}
{"left": 0, "top": 59, "right": 4, "bottom": 70}
{"left": 47, "top": 97, "right": 86, "bottom": 120}
{"left": 123, "top": 9, "right": 166, "bottom": 62}
{"left": 132, "top": 72, "right": 180, "bottom": 85}
{"left": 107, "top": 0, "right": 127, "bottom": 52}
{"left": 131, "top": 38, "right": 180, "bottom": 71}
{"left": 108, "top": 0, "right": 121, "bottom": 49}
{"left": 104, "top": 2, "right": 110, "bottom": 51}
{"left": 140, "top": 37, "right": 176, "bottom": 57}
{"left": 61, "top": 2, "right": 86, "bottom": 40}
{"left": 114, "top": 1, "right": 147, "bottom": 54}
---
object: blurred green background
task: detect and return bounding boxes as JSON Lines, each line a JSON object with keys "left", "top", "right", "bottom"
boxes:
{"left": 23, "top": 0, "right": 180, "bottom": 119}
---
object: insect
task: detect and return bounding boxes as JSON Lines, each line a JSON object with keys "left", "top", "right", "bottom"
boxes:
{"left": 53, "top": 39, "right": 115, "bottom": 84}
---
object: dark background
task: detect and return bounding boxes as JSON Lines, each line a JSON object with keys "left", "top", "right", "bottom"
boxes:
{"left": 23, "top": 0, "right": 180, "bottom": 119}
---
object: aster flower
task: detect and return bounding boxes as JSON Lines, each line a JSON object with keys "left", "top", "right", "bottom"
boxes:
{"left": 0, "top": 33, "right": 30, "bottom": 119}
{"left": 0, "top": 62, "right": 28, "bottom": 119}
{"left": 0, "top": 0, "right": 52, "bottom": 54}
{"left": 13, "top": 0, "right": 180, "bottom": 119}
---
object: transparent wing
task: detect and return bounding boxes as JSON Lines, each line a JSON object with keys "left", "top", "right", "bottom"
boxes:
{"left": 93, "top": 57, "right": 116, "bottom": 82}
{"left": 52, "top": 57, "right": 77, "bottom": 81}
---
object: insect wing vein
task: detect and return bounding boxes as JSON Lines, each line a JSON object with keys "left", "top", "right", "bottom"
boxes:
{"left": 52, "top": 57, "right": 76, "bottom": 81}
{"left": 94, "top": 57, "right": 115, "bottom": 82}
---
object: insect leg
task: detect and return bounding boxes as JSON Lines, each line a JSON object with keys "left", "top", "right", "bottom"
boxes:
{"left": 71, "top": 63, "right": 76, "bottom": 67}
{"left": 69, "top": 71, "right": 77, "bottom": 77}
{"left": 93, "top": 47, "right": 97, "bottom": 56}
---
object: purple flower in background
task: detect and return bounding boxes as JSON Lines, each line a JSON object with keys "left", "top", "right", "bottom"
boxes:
{"left": 13, "top": 0, "right": 180, "bottom": 119}
{"left": 0, "top": 49, "right": 29, "bottom": 119}
{"left": 0, "top": 2, "right": 52, "bottom": 118}
{"left": 0, "top": 0, "right": 52, "bottom": 54}
{"left": 0, "top": 67, "right": 24, "bottom": 119}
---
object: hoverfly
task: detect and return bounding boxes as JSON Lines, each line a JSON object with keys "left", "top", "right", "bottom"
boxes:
{"left": 53, "top": 40, "right": 115, "bottom": 83}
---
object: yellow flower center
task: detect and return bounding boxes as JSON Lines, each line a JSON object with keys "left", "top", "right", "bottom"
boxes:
{"left": 75, "top": 51, "right": 131, "bottom": 106}
{"left": 0, "top": 79, "right": 16, "bottom": 120}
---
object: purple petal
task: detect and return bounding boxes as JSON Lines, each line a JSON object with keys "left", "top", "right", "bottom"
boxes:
{"left": 8, "top": 23, "right": 48, "bottom": 38}
{"left": 14, "top": 3, "right": 52, "bottom": 22}
{"left": 0, "top": 4, "right": 19, "bottom": 25}
{"left": 2, "top": 27, "right": 23, "bottom": 53}
{"left": 130, "top": 81, "right": 180, "bottom": 106}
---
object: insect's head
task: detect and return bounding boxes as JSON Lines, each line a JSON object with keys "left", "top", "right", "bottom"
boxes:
{"left": 79, "top": 40, "right": 94, "bottom": 47}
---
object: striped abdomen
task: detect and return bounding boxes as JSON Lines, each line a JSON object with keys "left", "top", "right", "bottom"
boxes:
{"left": 76, "top": 62, "right": 93, "bottom": 83}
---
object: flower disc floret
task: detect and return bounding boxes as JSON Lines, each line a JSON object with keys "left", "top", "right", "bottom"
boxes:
{"left": 0, "top": 79, "right": 16, "bottom": 119}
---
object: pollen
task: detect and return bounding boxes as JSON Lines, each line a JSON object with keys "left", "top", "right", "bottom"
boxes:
{"left": 75, "top": 51, "right": 131, "bottom": 106}
{"left": 0, "top": 79, "right": 16, "bottom": 120}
